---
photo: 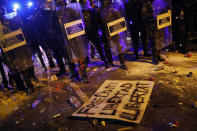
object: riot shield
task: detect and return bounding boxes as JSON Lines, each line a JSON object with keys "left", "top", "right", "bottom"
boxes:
{"left": 58, "top": 2, "right": 88, "bottom": 62}
{"left": 153, "top": 0, "right": 173, "bottom": 50}
{"left": 99, "top": 1, "right": 129, "bottom": 55}
{"left": 0, "top": 14, "right": 33, "bottom": 73}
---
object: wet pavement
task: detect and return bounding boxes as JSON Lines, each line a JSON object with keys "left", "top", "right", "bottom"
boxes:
{"left": 0, "top": 51, "right": 197, "bottom": 131}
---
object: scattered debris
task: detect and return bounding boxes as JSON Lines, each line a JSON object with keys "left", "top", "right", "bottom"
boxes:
{"left": 168, "top": 121, "right": 179, "bottom": 128}
{"left": 93, "top": 68, "right": 98, "bottom": 72}
{"left": 187, "top": 72, "right": 193, "bottom": 77}
{"left": 14, "top": 107, "right": 19, "bottom": 111}
{"left": 192, "top": 101, "right": 197, "bottom": 109}
{"left": 15, "top": 121, "right": 20, "bottom": 125}
{"left": 106, "top": 67, "right": 117, "bottom": 72}
{"left": 32, "top": 100, "right": 40, "bottom": 109}
{"left": 164, "top": 60, "right": 169, "bottom": 64}
{"left": 91, "top": 119, "right": 98, "bottom": 127}
{"left": 32, "top": 122, "right": 36, "bottom": 126}
{"left": 118, "top": 127, "right": 133, "bottom": 131}
{"left": 186, "top": 52, "right": 192, "bottom": 58}
{"left": 51, "top": 75, "right": 58, "bottom": 81}
{"left": 66, "top": 86, "right": 73, "bottom": 92}
{"left": 140, "top": 51, "right": 144, "bottom": 55}
{"left": 175, "top": 79, "right": 179, "bottom": 83}
{"left": 58, "top": 127, "right": 69, "bottom": 131}
{"left": 155, "top": 66, "right": 164, "bottom": 71}
{"left": 40, "top": 108, "right": 45, "bottom": 113}
{"left": 67, "top": 96, "right": 81, "bottom": 109}
{"left": 53, "top": 114, "right": 61, "bottom": 118}
{"left": 101, "top": 121, "right": 106, "bottom": 126}
{"left": 149, "top": 77, "right": 155, "bottom": 81}
{"left": 173, "top": 71, "right": 178, "bottom": 74}
{"left": 158, "top": 80, "right": 165, "bottom": 86}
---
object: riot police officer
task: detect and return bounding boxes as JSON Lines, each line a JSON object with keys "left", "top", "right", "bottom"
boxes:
{"left": 79, "top": 0, "right": 109, "bottom": 67}
{"left": 37, "top": 0, "right": 81, "bottom": 81}
{"left": 0, "top": 8, "right": 35, "bottom": 94}
{"left": 55, "top": 0, "right": 90, "bottom": 83}
{"left": 125, "top": 0, "right": 151, "bottom": 59}
{"left": 99, "top": 0, "right": 128, "bottom": 69}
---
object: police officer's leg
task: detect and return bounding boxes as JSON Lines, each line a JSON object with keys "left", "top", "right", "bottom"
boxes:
{"left": 62, "top": 47, "right": 80, "bottom": 81}
{"left": 102, "top": 34, "right": 114, "bottom": 66}
{"left": 130, "top": 24, "right": 140, "bottom": 58}
{"left": 26, "top": 66, "right": 38, "bottom": 81}
{"left": 112, "top": 36, "right": 128, "bottom": 70}
{"left": 78, "top": 59, "right": 89, "bottom": 83}
{"left": 54, "top": 52, "right": 66, "bottom": 76}
{"left": 35, "top": 45, "right": 47, "bottom": 71}
{"left": 21, "top": 69, "right": 34, "bottom": 94}
{"left": 89, "top": 34, "right": 108, "bottom": 65}
{"left": 12, "top": 72, "right": 26, "bottom": 91}
{"left": 151, "top": 36, "right": 159, "bottom": 64}
{"left": 0, "top": 60, "right": 8, "bottom": 88}
{"left": 41, "top": 43, "right": 56, "bottom": 68}
{"left": 141, "top": 24, "right": 150, "bottom": 56}
{"left": 180, "top": 25, "right": 189, "bottom": 54}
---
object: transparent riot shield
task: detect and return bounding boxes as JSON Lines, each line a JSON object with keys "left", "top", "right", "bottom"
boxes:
{"left": 0, "top": 14, "right": 33, "bottom": 73}
{"left": 99, "top": 0, "right": 130, "bottom": 56}
{"left": 58, "top": 2, "right": 89, "bottom": 62}
{"left": 153, "top": 0, "right": 173, "bottom": 50}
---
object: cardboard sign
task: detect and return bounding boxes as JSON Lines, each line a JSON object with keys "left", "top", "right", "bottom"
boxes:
{"left": 157, "top": 10, "right": 172, "bottom": 30}
{"left": 64, "top": 19, "right": 85, "bottom": 40}
{"left": 107, "top": 17, "right": 127, "bottom": 37}
{"left": 0, "top": 29, "right": 27, "bottom": 52}
{"left": 72, "top": 80, "right": 154, "bottom": 124}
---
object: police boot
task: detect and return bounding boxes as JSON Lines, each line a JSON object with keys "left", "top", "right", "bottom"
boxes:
{"left": 118, "top": 54, "right": 128, "bottom": 70}
{"left": 68, "top": 62, "right": 81, "bottom": 82}
{"left": 56, "top": 57, "right": 66, "bottom": 77}
{"left": 152, "top": 51, "right": 159, "bottom": 65}
{"left": 79, "top": 60, "right": 89, "bottom": 84}
{"left": 157, "top": 50, "right": 165, "bottom": 62}
{"left": 104, "top": 44, "right": 114, "bottom": 66}
{"left": 97, "top": 47, "right": 109, "bottom": 68}
{"left": 28, "top": 67, "right": 38, "bottom": 81}
{"left": 22, "top": 71, "right": 34, "bottom": 95}
{"left": 133, "top": 42, "right": 139, "bottom": 60}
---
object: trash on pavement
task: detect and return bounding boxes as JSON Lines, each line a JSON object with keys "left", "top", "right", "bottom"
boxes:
{"left": 67, "top": 96, "right": 81, "bottom": 109}
{"left": 51, "top": 75, "right": 58, "bottom": 81}
{"left": 32, "top": 122, "right": 36, "bottom": 126}
{"left": 173, "top": 71, "right": 178, "bottom": 74}
{"left": 32, "top": 100, "right": 40, "bottom": 109}
{"left": 187, "top": 72, "right": 193, "bottom": 77}
{"left": 186, "top": 52, "right": 192, "bottom": 58}
{"left": 149, "top": 77, "right": 155, "bottom": 81}
{"left": 15, "top": 121, "right": 20, "bottom": 125}
{"left": 53, "top": 114, "right": 61, "bottom": 118}
{"left": 154, "top": 66, "right": 164, "bottom": 71}
{"left": 40, "top": 108, "right": 45, "bottom": 113}
{"left": 106, "top": 67, "right": 117, "bottom": 72}
{"left": 66, "top": 86, "right": 73, "bottom": 92}
{"left": 192, "top": 101, "right": 197, "bottom": 109}
{"left": 101, "top": 121, "right": 106, "bottom": 126}
{"left": 118, "top": 127, "right": 133, "bottom": 131}
{"left": 91, "top": 119, "right": 98, "bottom": 127}
{"left": 93, "top": 68, "right": 98, "bottom": 72}
{"left": 164, "top": 61, "right": 169, "bottom": 64}
{"left": 168, "top": 121, "right": 179, "bottom": 128}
